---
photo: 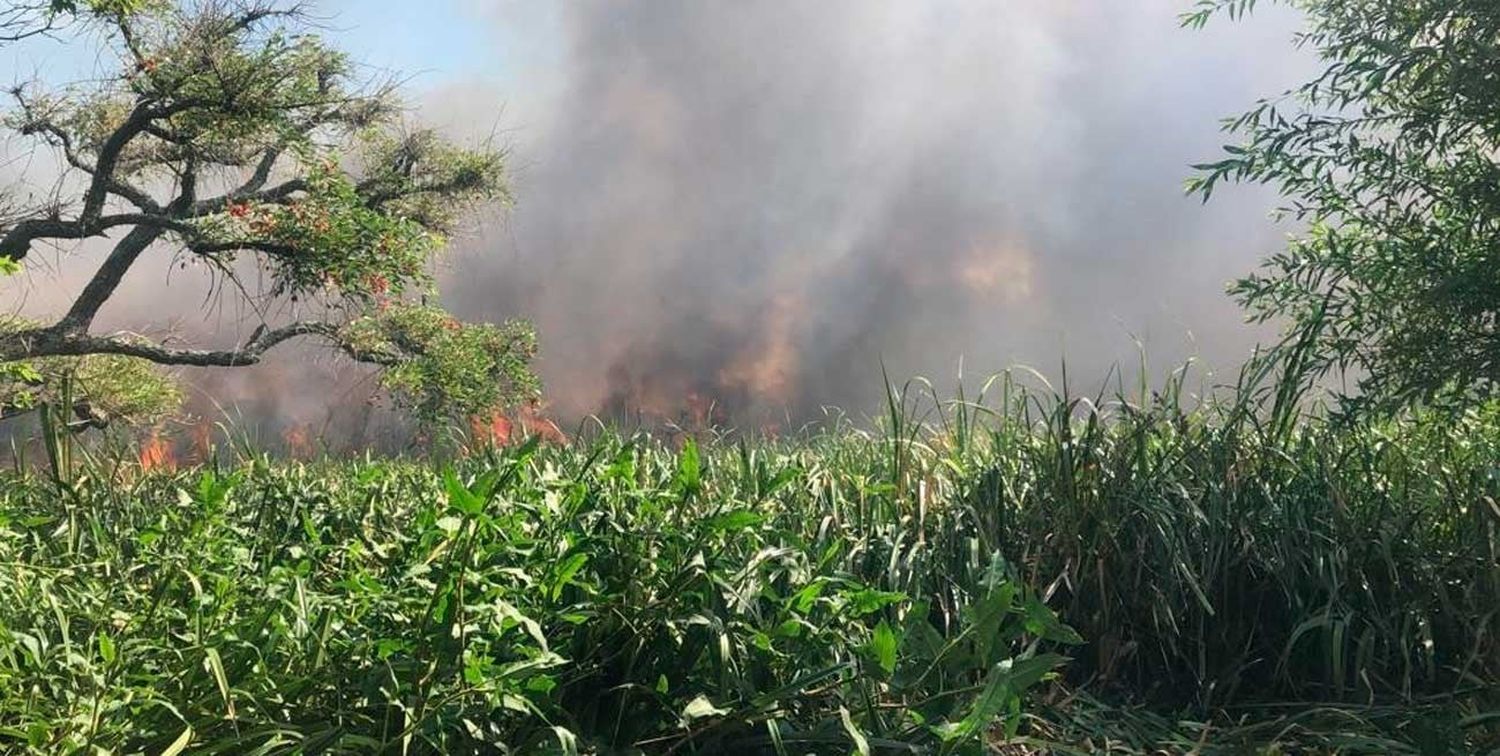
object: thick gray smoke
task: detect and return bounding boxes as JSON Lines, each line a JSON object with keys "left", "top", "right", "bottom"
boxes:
{"left": 3, "top": 2, "right": 1321, "bottom": 436}
{"left": 434, "top": 1, "right": 1319, "bottom": 424}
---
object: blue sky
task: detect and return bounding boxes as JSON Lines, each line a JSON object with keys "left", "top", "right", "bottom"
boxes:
{"left": 313, "top": 0, "right": 501, "bottom": 84}
{"left": 0, "top": 1, "right": 530, "bottom": 93}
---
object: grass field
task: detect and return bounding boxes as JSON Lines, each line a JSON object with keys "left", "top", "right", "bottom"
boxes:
{"left": 1, "top": 366, "right": 1498, "bottom": 753}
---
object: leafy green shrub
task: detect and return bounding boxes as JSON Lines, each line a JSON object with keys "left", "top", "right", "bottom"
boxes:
{"left": 0, "top": 437, "right": 1074, "bottom": 754}
{"left": 2, "top": 364, "right": 1498, "bottom": 753}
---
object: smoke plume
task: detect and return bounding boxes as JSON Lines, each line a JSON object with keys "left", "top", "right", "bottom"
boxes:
{"left": 435, "top": 0, "right": 1318, "bottom": 424}
{"left": 3, "top": 1, "right": 1321, "bottom": 435}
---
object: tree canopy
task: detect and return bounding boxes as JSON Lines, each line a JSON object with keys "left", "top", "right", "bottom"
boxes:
{"left": 0, "top": 0, "right": 537, "bottom": 427}
{"left": 1188, "top": 0, "right": 1500, "bottom": 412}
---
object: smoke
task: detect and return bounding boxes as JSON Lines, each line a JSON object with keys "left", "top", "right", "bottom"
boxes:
{"left": 433, "top": 0, "right": 1319, "bottom": 423}
{"left": 3, "top": 1, "right": 1322, "bottom": 436}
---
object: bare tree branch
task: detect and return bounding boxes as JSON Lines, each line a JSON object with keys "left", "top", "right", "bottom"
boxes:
{"left": 0, "top": 2, "right": 68, "bottom": 43}
{"left": 183, "top": 238, "right": 296, "bottom": 256}
{"left": 0, "top": 212, "right": 194, "bottom": 261}
{"left": 1, "top": 319, "right": 391, "bottom": 368}
{"left": 193, "top": 176, "right": 308, "bottom": 216}
{"left": 11, "top": 93, "right": 164, "bottom": 212}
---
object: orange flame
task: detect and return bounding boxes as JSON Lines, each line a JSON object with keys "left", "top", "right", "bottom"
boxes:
{"left": 469, "top": 404, "right": 567, "bottom": 449}
{"left": 469, "top": 411, "right": 515, "bottom": 448}
{"left": 283, "top": 424, "right": 314, "bottom": 459}
{"left": 188, "top": 419, "right": 214, "bottom": 464}
{"left": 139, "top": 430, "right": 177, "bottom": 472}
{"left": 519, "top": 402, "right": 568, "bottom": 445}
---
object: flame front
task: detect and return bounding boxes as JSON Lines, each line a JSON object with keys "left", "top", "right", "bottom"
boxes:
{"left": 469, "top": 404, "right": 566, "bottom": 449}
{"left": 139, "top": 430, "right": 177, "bottom": 472}
{"left": 283, "top": 424, "right": 314, "bottom": 459}
{"left": 470, "top": 411, "right": 515, "bottom": 447}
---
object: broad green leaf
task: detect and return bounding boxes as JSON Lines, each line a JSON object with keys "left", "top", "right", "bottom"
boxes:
{"left": 869, "top": 620, "right": 899, "bottom": 676}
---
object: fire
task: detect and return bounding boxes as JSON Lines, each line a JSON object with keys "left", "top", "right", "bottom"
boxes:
{"left": 138, "top": 430, "right": 177, "bottom": 472}
{"left": 468, "top": 403, "right": 567, "bottom": 449}
{"left": 283, "top": 424, "right": 314, "bottom": 459}
{"left": 469, "top": 411, "right": 514, "bottom": 447}
{"left": 188, "top": 419, "right": 214, "bottom": 463}
{"left": 718, "top": 293, "right": 803, "bottom": 407}
{"left": 518, "top": 402, "right": 568, "bottom": 445}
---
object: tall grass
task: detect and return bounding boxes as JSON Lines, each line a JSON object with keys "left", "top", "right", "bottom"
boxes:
{"left": 0, "top": 437, "right": 1076, "bottom": 754}
{"left": 914, "top": 363, "right": 1500, "bottom": 709}
{"left": 0, "top": 361, "right": 1497, "bottom": 752}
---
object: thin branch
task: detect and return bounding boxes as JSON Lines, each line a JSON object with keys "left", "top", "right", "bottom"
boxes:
{"left": 184, "top": 238, "right": 297, "bottom": 257}
{"left": 12, "top": 99, "right": 163, "bottom": 212}
{"left": 0, "top": 3, "right": 66, "bottom": 43}
{"left": 2, "top": 320, "right": 392, "bottom": 368}
{"left": 359, "top": 174, "right": 486, "bottom": 209}
{"left": 192, "top": 176, "right": 307, "bottom": 217}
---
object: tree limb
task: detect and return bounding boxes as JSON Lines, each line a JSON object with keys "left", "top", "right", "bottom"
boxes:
{"left": 12, "top": 106, "right": 162, "bottom": 213}
{"left": 1, "top": 320, "right": 392, "bottom": 368}
{"left": 0, "top": 212, "right": 192, "bottom": 260}
{"left": 60, "top": 224, "right": 165, "bottom": 331}
{"left": 192, "top": 176, "right": 308, "bottom": 217}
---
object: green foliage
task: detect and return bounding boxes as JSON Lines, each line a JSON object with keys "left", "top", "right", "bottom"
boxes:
{"left": 0, "top": 319, "right": 180, "bottom": 425}
{"left": 948, "top": 365, "right": 1500, "bottom": 709}
{"left": 0, "top": 432, "right": 1072, "bottom": 753}
{"left": 120, "top": 19, "right": 376, "bottom": 165}
{"left": 1, "top": 1, "right": 534, "bottom": 425}
{"left": 1180, "top": 0, "right": 1263, "bottom": 29}
{"left": 343, "top": 303, "right": 540, "bottom": 422}
{"left": 355, "top": 128, "right": 511, "bottom": 232}
{"left": 0, "top": 370, "right": 1497, "bottom": 752}
{"left": 195, "top": 161, "right": 440, "bottom": 301}
{"left": 2, "top": 353, "right": 181, "bottom": 422}
{"left": 1189, "top": 0, "right": 1500, "bottom": 412}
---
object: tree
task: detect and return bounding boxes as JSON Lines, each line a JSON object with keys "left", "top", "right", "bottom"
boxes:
{"left": 0, "top": 1, "right": 143, "bottom": 44}
{"left": 1186, "top": 0, "right": 1500, "bottom": 412}
{"left": 0, "top": 1, "right": 538, "bottom": 428}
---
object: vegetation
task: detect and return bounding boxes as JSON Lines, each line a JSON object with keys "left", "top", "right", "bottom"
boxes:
{"left": 0, "top": 318, "right": 182, "bottom": 430}
{"left": 0, "top": 2, "right": 144, "bottom": 44}
{"left": 1, "top": 367, "right": 1496, "bottom": 753}
{"left": 0, "top": 1, "right": 536, "bottom": 427}
{"left": 1188, "top": 0, "right": 1500, "bottom": 412}
{"left": 1, "top": 1, "right": 1497, "bottom": 753}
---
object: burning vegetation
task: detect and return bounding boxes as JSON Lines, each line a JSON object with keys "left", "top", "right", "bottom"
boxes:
{"left": 136, "top": 429, "right": 176, "bottom": 473}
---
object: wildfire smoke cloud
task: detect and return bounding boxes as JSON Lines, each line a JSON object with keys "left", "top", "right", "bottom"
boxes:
{"left": 435, "top": 0, "right": 1317, "bottom": 424}
{"left": 0, "top": 1, "right": 1320, "bottom": 436}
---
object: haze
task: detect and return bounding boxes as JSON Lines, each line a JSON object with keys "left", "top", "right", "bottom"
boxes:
{"left": 1, "top": 1, "right": 1320, "bottom": 429}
